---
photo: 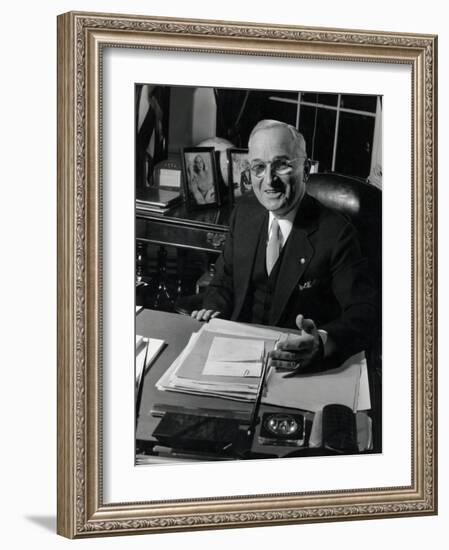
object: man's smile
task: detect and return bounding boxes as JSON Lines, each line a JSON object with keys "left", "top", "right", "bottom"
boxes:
{"left": 263, "top": 179, "right": 287, "bottom": 196}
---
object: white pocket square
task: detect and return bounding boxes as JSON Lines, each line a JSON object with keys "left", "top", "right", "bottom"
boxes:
{"left": 298, "top": 280, "right": 316, "bottom": 291}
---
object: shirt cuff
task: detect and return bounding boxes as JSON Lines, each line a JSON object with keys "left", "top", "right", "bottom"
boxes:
{"left": 318, "top": 329, "right": 328, "bottom": 347}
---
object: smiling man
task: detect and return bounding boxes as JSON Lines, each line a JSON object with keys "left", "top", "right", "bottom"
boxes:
{"left": 249, "top": 120, "right": 307, "bottom": 216}
{"left": 192, "top": 120, "right": 378, "bottom": 372}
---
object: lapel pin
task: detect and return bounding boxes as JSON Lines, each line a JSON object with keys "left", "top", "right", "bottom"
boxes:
{"left": 300, "top": 257, "right": 306, "bottom": 264}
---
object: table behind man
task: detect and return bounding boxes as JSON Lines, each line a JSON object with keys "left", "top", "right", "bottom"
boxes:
{"left": 192, "top": 119, "right": 378, "bottom": 374}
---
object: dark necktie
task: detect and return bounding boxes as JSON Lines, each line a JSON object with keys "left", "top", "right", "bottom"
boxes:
{"left": 266, "top": 218, "right": 282, "bottom": 275}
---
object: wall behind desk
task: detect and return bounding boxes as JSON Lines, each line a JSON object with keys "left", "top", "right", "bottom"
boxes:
{"left": 0, "top": 1, "right": 446, "bottom": 549}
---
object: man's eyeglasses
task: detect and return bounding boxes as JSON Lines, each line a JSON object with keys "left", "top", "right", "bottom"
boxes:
{"left": 249, "top": 157, "right": 305, "bottom": 178}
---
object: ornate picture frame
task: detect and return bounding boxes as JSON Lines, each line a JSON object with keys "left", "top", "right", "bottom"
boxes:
{"left": 57, "top": 11, "right": 437, "bottom": 538}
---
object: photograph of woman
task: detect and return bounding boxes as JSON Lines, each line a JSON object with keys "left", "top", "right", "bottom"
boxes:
{"left": 186, "top": 153, "right": 216, "bottom": 205}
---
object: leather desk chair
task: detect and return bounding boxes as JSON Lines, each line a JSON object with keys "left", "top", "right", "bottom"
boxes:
{"left": 306, "top": 173, "right": 382, "bottom": 452}
{"left": 175, "top": 172, "right": 382, "bottom": 451}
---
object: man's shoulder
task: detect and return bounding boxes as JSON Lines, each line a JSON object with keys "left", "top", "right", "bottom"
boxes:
{"left": 297, "top": 193, "right": 352, "bottom": 235}
{"left": 313, "top": 195, "right": 351, "bottom": 227}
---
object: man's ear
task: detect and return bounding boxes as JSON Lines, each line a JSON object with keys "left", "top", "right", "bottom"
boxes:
{"left": 303, "top": 158, "right": 311, "bottom": 182}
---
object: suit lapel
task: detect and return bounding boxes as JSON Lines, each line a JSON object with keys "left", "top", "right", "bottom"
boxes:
{"left": 269, "top": 194, "right": 320, "bottom": 326}
{"left": 232, "top": 202, "right": 267, "bottom": 320}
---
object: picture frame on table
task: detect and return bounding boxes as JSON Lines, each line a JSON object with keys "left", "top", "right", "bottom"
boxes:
{"left": 227, "top": 148, "right": 253, "bottom": 203}
{"left": 181, "top": 147, "right": 222, "bottom": 209}
{"left": 57, "top": 11, "right": 437, "bottom": 539}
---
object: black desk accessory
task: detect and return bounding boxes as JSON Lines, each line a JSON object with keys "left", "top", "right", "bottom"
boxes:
{"left": 322, "top": 404, "right": 358, "bottom": 453}
{"left": 258, "top": 412, "right": 308, "bottom": 447}
{"left": 152, "top": 412, "right": 245, "bottom": 454}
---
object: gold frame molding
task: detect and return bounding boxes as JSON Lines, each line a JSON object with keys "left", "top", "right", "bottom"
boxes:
{"left": 57, "top": 11, "right": 438, "bottom": 538}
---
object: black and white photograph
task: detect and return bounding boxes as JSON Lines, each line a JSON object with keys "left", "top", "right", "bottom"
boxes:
{"left": 182, "top": 147, "right": 221, "bottom": 208}
{"left": 54, "top": 8, "right": 438, "bottom": 539}
{"left": 135, "top": 83, "right": 383, "bottom": 464}
{"left": 228, "top": 148, "right": 253, "bottom": 202}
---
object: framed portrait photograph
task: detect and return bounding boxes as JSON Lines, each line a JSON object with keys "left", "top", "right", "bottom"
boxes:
{"left": 228, "top": 148, "right": 253, "bottom": 202}
{"left": 135, "top": 84, "right": 382, "bottom": 464}
{"left": 182, "top": 147, "right": 221, "bottom": 208}
{"left": 57, "top": 11, "right": 437, "bottom": 539}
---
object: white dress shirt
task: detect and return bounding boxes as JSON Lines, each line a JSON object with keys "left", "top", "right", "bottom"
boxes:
{"left": 267, "top": 206, "right": 298, "bottom": 248}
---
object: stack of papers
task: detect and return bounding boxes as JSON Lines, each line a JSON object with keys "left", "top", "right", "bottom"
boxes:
{"left": 136, "top": 187, "right": 182, "bottom": 214}
{"left": 155, "top": 318, "right": 371, "bottom": 411}
{"left": 156, "top": 319, "right": 280, "bottom": 401}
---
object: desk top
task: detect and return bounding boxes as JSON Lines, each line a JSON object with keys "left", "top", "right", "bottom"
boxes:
{"left": 136, "top": 310, "right": 254, "bottom": 444}
{"left": 136, "top": 309, "right": 372, "bottom": 461}
{"left": 136, "top": 202, "right": 232, "bottom": 230}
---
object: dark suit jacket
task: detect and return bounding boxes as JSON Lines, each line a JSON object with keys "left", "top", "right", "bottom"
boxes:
{"left": 202, "top": 193, "right": 378, "bottom": 363}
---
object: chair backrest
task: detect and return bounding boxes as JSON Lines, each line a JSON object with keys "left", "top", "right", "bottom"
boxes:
{"left": 306, "top": 172, "right": 382, "bottom": 290}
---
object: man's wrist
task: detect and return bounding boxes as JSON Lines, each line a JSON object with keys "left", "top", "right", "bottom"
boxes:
{"left": 316, "top": 330, "right": 325, "bottom": 361}
{"left": 318, "top": 330, "right": 336, "bottom": 359}
{"left": 318, "top": 329, "right": 328, "bottom": 347}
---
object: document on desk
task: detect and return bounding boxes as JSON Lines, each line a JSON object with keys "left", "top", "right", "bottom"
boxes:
{"left": 203, "top": 337, "right": 264, "bottom": 377}
{"left": 155, "top": 318, "right": 370, "bottom": 409}
{"left": 206, "top": 318, "right": 281, "bottom": 340}
{"left": 156, "top": 321, "right": 278, "bottom": 400}
{"left": 262, "top": 351, "right": 369, "bottom": 412}
{"left": 176, "top": 330, "right": 272, "bottom": 390}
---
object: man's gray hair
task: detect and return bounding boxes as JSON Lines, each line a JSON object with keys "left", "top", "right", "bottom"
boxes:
{"left": 248, "top": 119, "right": 307, "bottom": 158}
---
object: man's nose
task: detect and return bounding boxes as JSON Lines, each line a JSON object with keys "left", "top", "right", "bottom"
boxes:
{"left": 264, "top": 163, "right": 283, "bottom": 188}
{"left": 264, "top": 162, "right": 275, "bottom": 185}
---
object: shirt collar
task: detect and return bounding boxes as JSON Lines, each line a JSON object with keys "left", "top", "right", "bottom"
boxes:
{"left": 268, "top": 201, "right": 301, "bottom": 246}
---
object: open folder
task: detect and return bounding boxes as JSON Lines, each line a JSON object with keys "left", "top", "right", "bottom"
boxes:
{"left": 156, "top": 318, "right": 370, "bottom": 412}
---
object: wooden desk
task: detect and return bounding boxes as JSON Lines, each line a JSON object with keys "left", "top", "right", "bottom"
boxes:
{"left": 136, "top": 309, "right": 371, "bottom": 462}
{"left": 136, "top": 309, "right": 254, "bottom": 448}
{"left": 136, "top": 203, "right": 232, "bottom": 253}
{"left": 135, "top": 204, "right": 233, "bottom": 308}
